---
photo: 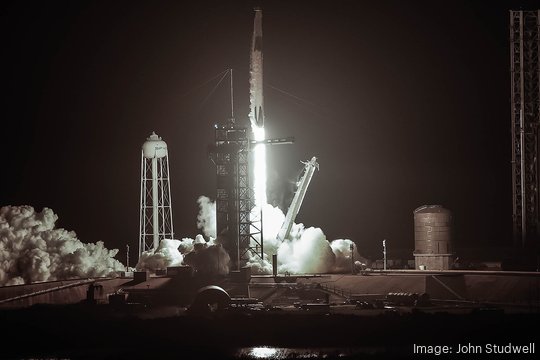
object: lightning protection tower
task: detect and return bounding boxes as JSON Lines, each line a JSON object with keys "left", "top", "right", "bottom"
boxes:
{"left": 139, "top": 132, "right": 174, "bottom": 258}
{"left": 510, "top": 10, "right": 540, "bottom": 249}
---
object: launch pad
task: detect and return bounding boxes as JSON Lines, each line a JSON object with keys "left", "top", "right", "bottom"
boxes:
{"left": 2, "top": 269, "right": 539, "bottom": 311}
{"left": 1, "top": 270, "right": 539, "bottom": 359}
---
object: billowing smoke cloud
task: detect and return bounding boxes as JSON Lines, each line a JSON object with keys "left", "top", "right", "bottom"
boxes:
{"left": 136, "top": 239, "right": 183, "bottom": 271}
{"left": 195, "top": 198, "right": 366, "bottom": 275}
{"left": 330, "top": 239, "right": 364, "bottom": 272}
{"left": 183, "top": 234, "right": 230, "bottom": 276}
{"left": 178, "top": 237, "right": 194, "bottom": 254}
{"left": 277, "top": 227, "right": 336, "bottom": 274}
{"left": 135, "top": 196, "right": 365, "bottom": 276}
{"left": 136, "top": 233, "right": 230, "bottom": 276}
{"left": 196, "top": 196, "right": 216, "bottom": 238}
{"left": 0, "top": 206, "right": 125, "bottom": 286}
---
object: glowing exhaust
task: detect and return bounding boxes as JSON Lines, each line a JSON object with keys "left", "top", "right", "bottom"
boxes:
{"left": 253, "top": 127, "right": 267, "bottom": 207}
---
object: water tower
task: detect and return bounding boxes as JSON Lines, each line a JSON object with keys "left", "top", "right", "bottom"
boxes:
{"left": 139, "top": 132, "right": 174, "bottom": 258}
{"left": 413, "top": 205, "right": 453, "bottom": 270}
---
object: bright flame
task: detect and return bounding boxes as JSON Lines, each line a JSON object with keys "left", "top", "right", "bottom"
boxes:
{"left": 250, "top": 347, "right": 278, "bottom": 359}
{"left": 253, "top": 126, "right": 267, "bottom": 207}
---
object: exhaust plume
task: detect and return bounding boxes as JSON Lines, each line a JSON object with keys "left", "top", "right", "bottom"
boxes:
{"left": 0, "top": 206, "right": 124, "bottom": 286}
{"left": 193, "top": 197, "right": 366, "bottom": 274}
{"left": 183, "top": 238, "right": 230, "bottom": 276}
{"left": 136, "top": 239, "right": 183, "bottom": 271}
{"left": 136, "top": 232, "right": 230, "bottom": 276}
{"left": 135, "top": 197, "right": 365, "bottom": 276}
{"left": 196, "top": 196, "right": 216, "bottom": 238}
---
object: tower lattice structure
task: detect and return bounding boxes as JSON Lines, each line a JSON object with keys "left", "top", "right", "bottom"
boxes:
{"left": 139, "top": 132, "right": 174, "bottom": 258}
{"left": 510, "top": 10, "right": 540, "bottom": 248}
{"left": 212, "top": 121, "right": 263, "bottom": 271}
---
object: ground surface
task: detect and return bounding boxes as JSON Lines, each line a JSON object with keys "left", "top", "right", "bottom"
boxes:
{"left": 1, "top": 303, "right": 539, "bottom": 360}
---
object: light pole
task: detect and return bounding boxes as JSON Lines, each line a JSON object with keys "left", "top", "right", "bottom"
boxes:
{"left": 383, "top": 239, "right": 387, "bottom": 271}
{"left": 350, "top": 242, "right": 355, "bottom": 274}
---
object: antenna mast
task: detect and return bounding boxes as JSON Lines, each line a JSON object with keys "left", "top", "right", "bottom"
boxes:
{"left": 230, "top": 69, "right": 235, "bottom": 120}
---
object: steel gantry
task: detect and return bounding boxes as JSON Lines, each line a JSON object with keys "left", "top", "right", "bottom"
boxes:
{"left": 510, "top": 10, "right": 540, "bottom": 248}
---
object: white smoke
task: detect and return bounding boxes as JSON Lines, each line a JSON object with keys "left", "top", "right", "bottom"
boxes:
{"left": 136, "top": 239, "right": 183, "bottom": 271}
{"left": 330, "top": 239, "right": 363, "bottom": 272}
{"left": 0, "top": 206, "right": 125, "bottom": 286}
{"left": 136, "top": 232, "right": 229, "bottom": 276}
{"left": 134, "top": 231, "right": 229, "bottom": 275}
{"left": 178, "top": 237, "right": 194, "bottom": 254}
{"left": 196, "top": 196, "right": 216, "bottom": 238}
{"left": 135, "top": 194, "right": 220, "bottom": 273}
{"left": 195, "top": 197, "right": 366, "bottom": 275}
{"left": 135, "top": 196, "right": 365, "bottom": 276}
{"left": 277, "top": 227, "right": 336, "bottom": 274}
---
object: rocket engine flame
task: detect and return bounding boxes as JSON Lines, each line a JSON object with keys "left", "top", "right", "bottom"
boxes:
{"left": 253, "top": 129, "right": 267, "bottom": 207}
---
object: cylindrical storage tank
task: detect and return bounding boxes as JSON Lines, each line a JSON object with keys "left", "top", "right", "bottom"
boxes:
{"left": 142, "top": 131, "right": 168, "bottom": 159}
{"left": 414, "top": 205, "right": 452, "bottom": 255}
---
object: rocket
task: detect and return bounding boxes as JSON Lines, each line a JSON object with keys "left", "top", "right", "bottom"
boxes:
{"left": 249, "top": 7, "right": 264, "bottom": 129}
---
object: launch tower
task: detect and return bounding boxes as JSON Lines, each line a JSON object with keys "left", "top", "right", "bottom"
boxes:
{"left": 210, "top": 8, "right": 293, "bottom": 271}
{"left": 510, "top": 10, "right": 540, "bottom": 248}
{"left": 212, "top": 122, "right": 263, "bottom": 271}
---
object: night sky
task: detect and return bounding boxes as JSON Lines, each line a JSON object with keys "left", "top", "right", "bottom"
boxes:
{"left": 2, "top": 0, "right": 538, "bottom": 262}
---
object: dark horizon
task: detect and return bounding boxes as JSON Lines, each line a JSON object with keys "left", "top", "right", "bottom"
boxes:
{"left": 2, "top": 0, "right": 539, "bottom": 263}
